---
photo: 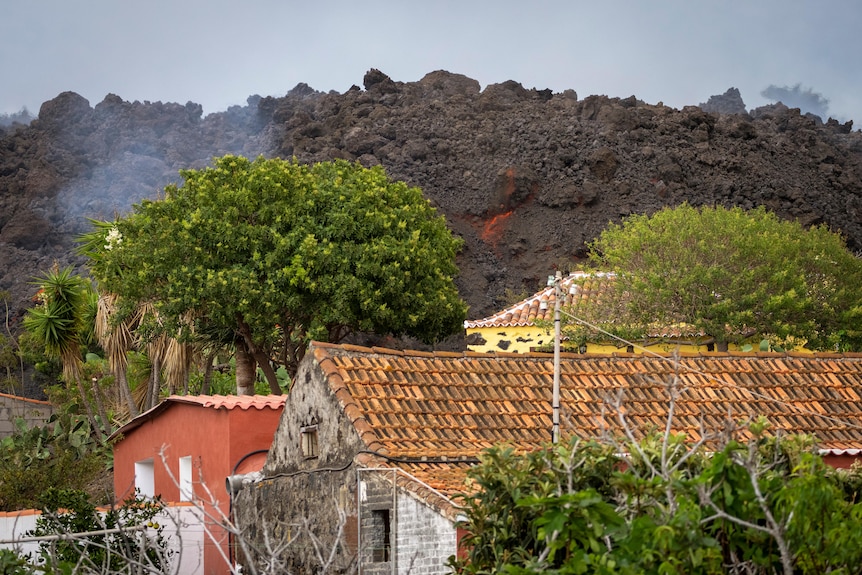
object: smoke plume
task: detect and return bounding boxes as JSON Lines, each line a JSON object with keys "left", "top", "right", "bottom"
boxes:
{"left": 0, "top": 107, "right": 34, "bottom": 127}
{"left": 761, "top": 84, "right": 830, "bottom": 119}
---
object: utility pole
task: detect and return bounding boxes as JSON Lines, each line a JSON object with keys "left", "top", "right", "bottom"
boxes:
{"left": 551, "top": 271, "right": 562, "bottom": 443}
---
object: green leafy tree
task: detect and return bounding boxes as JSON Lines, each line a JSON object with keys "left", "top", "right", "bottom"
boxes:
{"left": 86, "top": 155, "right": 467, "bottom": 391}
{"left": 585, "top": 203, "right": 862, "bottom": 351}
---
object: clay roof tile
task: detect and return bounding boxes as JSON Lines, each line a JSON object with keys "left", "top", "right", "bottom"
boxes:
{"left": 307, "top": 342, "right": 862, "bottom": 518}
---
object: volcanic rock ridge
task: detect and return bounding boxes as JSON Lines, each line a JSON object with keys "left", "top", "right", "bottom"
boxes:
{"left": 1, "top": 69, "right": 861, "bottom": 356}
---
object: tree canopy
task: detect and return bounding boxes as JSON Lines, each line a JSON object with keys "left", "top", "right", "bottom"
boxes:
{"left": 581, "top": 203, "right": 862, "bottom": 351}
{"left": 84, "top": 155, "right": 467, "bottom": 390}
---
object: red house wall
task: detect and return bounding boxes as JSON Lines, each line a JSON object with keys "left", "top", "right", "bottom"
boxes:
{"left": 823, "top": 453, "right": 860, "bottom": 470}
{"left": 113, "top": 401, "right": 283, "bottom": 575}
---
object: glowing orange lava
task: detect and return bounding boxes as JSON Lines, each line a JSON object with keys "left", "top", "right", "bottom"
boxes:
{"left": 481, "top": 210, "right": 514, "bottom": 246}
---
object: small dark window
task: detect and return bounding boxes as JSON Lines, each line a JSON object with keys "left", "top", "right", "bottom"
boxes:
{"left": 371, "top": 509, "right": 391, "bottom": 562}
{"left": 300, "top": 425, "right": 319, "bottom": 459}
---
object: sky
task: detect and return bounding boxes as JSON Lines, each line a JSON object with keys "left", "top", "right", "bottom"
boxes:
{"left": 2, "top": 1, "right": 861, "bottom": 125}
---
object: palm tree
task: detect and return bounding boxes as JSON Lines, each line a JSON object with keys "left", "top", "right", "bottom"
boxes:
{"left": 82, "top": 221, "right": 222, "bottom": 407}
{"left": 79, "top": 286, "right": 110, "bottom": 430}
{"left": 95, "top": 292, "right": 139, "bottom": 418}
{"left": 164, "top": 336, "right": 193, "bottom": 396}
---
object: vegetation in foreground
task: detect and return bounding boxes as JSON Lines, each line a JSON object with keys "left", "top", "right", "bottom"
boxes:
{"left": 452, "top": 419, "right": 862, "bottom": 575}
{"left": 0, "top": 488, "right": 169, "bottom": 574}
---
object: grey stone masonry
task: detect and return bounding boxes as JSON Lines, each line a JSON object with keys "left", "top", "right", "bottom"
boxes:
{"left": 358, "top": 470, "right": 397, "bottom": 575}
{"left": 0, "top": 393, "right": 53, "bottom": 438}
{"left": 358, "top": 469, "right": 458, "bottom": 575}
{"left": 395, "top": 491, "right": 458, "bottom": 575}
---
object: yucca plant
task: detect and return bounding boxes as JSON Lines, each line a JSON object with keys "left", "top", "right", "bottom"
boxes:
{"left": 24, "top": 266, "right": 107, "bottom": 439}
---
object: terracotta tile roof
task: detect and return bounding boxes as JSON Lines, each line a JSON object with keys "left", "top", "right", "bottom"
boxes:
{"left": 311, "top": 342, "right": 862, "bottom": 516}
{"left": 357, "top": 461, "right": 474, "bottom": 520}
{"left": 464, "top": 271, "right": 611, "bottom": 328}
{"left": 109, "top": 394, "right": 286, "bottom": 441}
{"left": 165, "top": 394, "right": 286, "bottom": 411}
{"left": 463, "top": 271, "right": 713, "bottom": 340}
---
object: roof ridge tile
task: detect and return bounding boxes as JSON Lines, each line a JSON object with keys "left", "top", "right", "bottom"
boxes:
{"left": 340, "top": 343, "right": 376, "bottom": 353}
{"left": 434, "top": 350, "right": 466, "bottom": 358}
{"left": 372, "top": 346, "right": 404, "bottom": 356}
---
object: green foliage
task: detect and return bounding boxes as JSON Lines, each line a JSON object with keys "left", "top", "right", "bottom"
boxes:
{"left": 85, "top": 155, "right": 467, "bottom": 378}
{"left": 16, "top": 331, "right": 61, "bottom": 382}
{"left": 0, "top": 549, "right": 33, "bottom": 575}
{"left": 27, "top": 488, "right": 170, "bottom": 574}
{"left": 451, "top": 431, "right": 862, "bottom": 574}
{"left": 23, "top": 268, "right": 91, "bottom": 365}
{"left": 21, "top": 266, "right": 109, "bottom": 437}
{"left": 0, "top": 407, "right": 109, "bottom": 511}
{"left": 0, "top": 333, "right": 18, "bottom": 380}
{"left": 454, "top": 440, "right": 620, "bottom": 573}
{"left": 586, "top": 203, "right": 862, "bottom": 350}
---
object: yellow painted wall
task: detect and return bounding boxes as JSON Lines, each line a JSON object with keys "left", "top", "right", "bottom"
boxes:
{"left": 465, "top": 326, "right": 812, "bottom": 355}
{"left": 466, "top": 325, "right": 555, "bottom": 354}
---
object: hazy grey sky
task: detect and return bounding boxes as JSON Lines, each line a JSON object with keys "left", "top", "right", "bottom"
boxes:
{"left": 3, "top": 0, "right": 861, "bottom": 124}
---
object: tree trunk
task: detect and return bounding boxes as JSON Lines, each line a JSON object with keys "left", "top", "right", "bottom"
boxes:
{"left": 236, "top": 313, "right": 282, "bottom": 394}
{"left": 235, "top": 340, "right": 256, "bottom": 395}
{"left": 251, "top": 349, "right": 280, "bottom": 393}
{"left": 201, "top": 350, "right": 217, "bottom": 395}
{"left": 115, "top": 368, "right": 138, "bottom": 418}
{"left": 90, "top": 376, "right": 110, "bottom": 435}
{"left": 147, "top": 357, "right": 161, "bottom": 410}
{"left": 716, "top": 341, "right": 729, "bottom": 352}
{"left": 74, "top": 375, "right": 101, "bottom": 439}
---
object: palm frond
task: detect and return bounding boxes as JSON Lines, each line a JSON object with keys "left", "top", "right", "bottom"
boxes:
{"left": 164, "top": 337, "right": 192, "bottom": 395}
{"left": 96, "top": 292, "right": 136, "bottom": 371}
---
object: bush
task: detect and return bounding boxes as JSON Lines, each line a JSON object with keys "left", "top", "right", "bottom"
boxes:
{"left": 451, "top": 428, "right": 862, "bottom": 574}
{"left": 0, "top": 408, "right": 110, "bottom": 511}
{"left": 26, "top": 488, "right": 171, "bottom": 574}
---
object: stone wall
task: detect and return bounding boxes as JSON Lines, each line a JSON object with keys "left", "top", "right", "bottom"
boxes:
{"left": 234, "top": 467, "right": 359, "bottom": 574}
{"left": 395, "top": 488, "right": 458, "bottom": 575}
{"left": 233, "top": 352, "right": 460, "bottom": 575}
{"left": 359, "top": 468, "right": 458, "bottom": 575}
{"left": 233, "top": 353, "right": 364, "bottom": 574}
{"left": 237, "top": 466, "right": 458, "bottom": 575}
{"left": 358, "top": 469, "right": 395, "bottom": 575}
{"left": 0, "top": 393, "right": 53, "bottom": 438}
